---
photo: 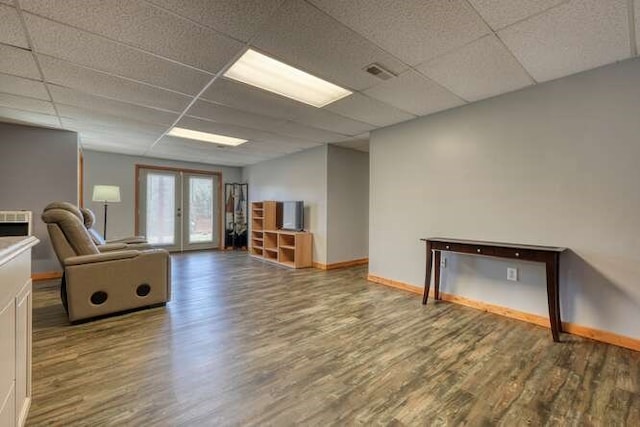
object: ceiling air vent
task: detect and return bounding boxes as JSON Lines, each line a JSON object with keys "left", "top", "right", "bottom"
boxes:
{"left": 364, "top": 63, "right": 396, "bottom": 80}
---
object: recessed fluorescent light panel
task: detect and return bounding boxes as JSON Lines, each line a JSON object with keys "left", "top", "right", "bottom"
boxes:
{"left": 224, "top": 49, "right": 352, "bottom": 108}
{"left": 168, "top": 127, "right": 247, "bottom": 146}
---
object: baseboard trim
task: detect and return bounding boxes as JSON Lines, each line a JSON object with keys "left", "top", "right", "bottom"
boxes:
{"left": 32, "top": 271, "right": 63, "bottom": 281}
{"left": 366, "top": 274, "right": 640, "bottom": 352}
{"left": 314, "top": 258, "right": 369, "bottom": 270}
{"left": 367, "top": 274, "right": 422, "bottom": 295}
{"left": 561, "top": 322, "right": 640, "bottom": 352}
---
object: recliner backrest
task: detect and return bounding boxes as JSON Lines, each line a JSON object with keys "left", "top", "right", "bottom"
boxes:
{"left": 80, "top": 207, "right": 106, "bottom": 245}
{"left": 42, "top": 202, "right": 99, "bottom": 267}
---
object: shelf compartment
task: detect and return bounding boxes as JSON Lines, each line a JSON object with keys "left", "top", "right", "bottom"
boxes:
{"left": 251, "top": 218, "right": 263, "bottom": 231}
{"left": 263, "top": 231, "right": 278, "bottom": 249}
{"left": 279, "top": 260, "right": 295, "bottom": 268}
{"left": 278, "top": 233, "right": 295, "bottom": 247}
{"left": 264, "top": 249, "right": 278, "bottom": 261}
{"left": 279, "top": 246, "right": 295, "bottom": 265}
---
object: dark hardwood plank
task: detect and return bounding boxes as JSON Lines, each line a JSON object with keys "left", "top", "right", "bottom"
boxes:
{"left": 27, "top": 251, "right": 640, "bottom": 425}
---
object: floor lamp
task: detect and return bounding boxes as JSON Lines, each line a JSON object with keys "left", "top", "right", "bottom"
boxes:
{"left": 92, "top": 185, "right": 121, "bottom": 240}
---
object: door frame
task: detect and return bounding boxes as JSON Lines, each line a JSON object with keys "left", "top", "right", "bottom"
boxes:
{"left": 134, "top": 164, "right": 223, "bottom": 250}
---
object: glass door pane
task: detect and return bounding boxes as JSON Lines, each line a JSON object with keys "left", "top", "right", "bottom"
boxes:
{"left": 183, "top": 173, "right": 219, "bottom": 250}
{"left": 147, "top": 173, "right": 176, "bottom": 245}
{"left": 137, "top": 167, "right": 220, "bottom": 252}
{"left": 139, "top": 169, "right": 180, "bottom": 251}
{"left": 188, "top": 176, "right": 213, "bottom": 243}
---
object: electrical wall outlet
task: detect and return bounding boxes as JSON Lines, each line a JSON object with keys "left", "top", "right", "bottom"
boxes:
{"left": 507, "top": 267, "right": 518, "bottom": 281}
{"left": 440, "top": 257, "right": 446, "bottom": 268}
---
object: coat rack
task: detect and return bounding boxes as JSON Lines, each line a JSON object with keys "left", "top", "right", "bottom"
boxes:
{"left": 224, "top": 183, "right": 248, "bottom": 250}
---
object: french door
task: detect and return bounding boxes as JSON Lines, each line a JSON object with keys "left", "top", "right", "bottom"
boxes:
{"left": 137, "top": 166, "right": 221, "bottom": 252}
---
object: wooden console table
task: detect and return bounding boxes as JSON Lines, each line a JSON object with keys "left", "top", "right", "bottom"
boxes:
{"left": 421, "top": 238, "right": 566, "bottom": 342}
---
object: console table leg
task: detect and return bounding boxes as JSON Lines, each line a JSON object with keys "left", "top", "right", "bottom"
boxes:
{"left": 434, "top": 250, "right": 441, "bottom": 300}
{"left": 422, "top": 242, "right": 433, "bottom": 305}
{"left": 553, "top": 253, "right": 562, "bottom": 333}
{"left": 546, "top": 255, "right": 561, "bottom": 342}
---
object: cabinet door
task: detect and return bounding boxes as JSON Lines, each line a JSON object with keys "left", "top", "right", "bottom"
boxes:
{"left": 0, "top": 298, "right": 16, "bottom": 427}
{"left": 15, "top": 280, "right": 31, "bottom": 427}
{"left": 0, "top": 384, "right": 15, "bottom": 427}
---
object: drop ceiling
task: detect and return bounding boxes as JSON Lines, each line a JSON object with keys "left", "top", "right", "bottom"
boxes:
{"left": 0, "top": 0, "right": 637, "bottom": 166}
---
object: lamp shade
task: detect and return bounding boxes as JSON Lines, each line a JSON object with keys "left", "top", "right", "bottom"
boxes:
{"left": 92, "top": 185, "right": 121, "bottom": 203}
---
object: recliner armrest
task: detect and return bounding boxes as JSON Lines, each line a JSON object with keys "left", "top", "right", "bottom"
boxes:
{"left": 64, "top": 250, "right": 139, "bottom": 266}
{"left": 98, "top": 243, "right": 128, "bottom": 252}
{"left": 107, "top": 236, "right": 147, "bottom": 244}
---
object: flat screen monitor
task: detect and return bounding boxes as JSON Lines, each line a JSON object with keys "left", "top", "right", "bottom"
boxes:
{"left": 281, "top": 201, "right": 304, "bottom": 231}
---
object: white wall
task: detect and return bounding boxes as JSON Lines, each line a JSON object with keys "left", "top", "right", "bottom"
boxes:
{"left": 370, "top": 57, "right": 640, "bottom": 339}
{"left": 242, "top": 145, "right": 328, "bottom": 263}
{"left": 0, "top": 122, "right": 78, "bottom": 272}
{"left": 326, "top": 145, "right": 369, "bottom": 264}
{"left": 83, "top": 150, "right": 241, "bottom": 241}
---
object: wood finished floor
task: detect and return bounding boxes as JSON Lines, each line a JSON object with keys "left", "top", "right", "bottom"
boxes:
{"left": 28, "top": 251, "right": 640, "bottom": 426}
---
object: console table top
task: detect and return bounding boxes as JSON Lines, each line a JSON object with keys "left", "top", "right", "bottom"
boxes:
{"left": 421, "top": 237, "right": 566, "bottom": 253}
{"left": 0, "top": 235, "right": 39, "bottom": 267}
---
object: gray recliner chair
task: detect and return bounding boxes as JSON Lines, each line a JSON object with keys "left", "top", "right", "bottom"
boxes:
{"left": 79, "top": 207, "right": 152, "bottom": 251}
{"left": 42, "top": 202, "right": 171, "bottom": 323}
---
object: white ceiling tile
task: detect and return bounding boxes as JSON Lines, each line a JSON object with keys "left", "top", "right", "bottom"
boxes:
{"left": 468, "top": 0, "right": 568, "bottom": 31}
{"left": 58, "top": 107, "right": 167, "bottom": 136}
{"left": 331, "top": 138, "right": 369, "bottom": 152}
{"left": 74, "top": 128, "right": 156, "bottom": 147}
{"left": 24, "top": 13, "right": 212, "bottom": 95}
{"left": 50, "top": 85, "right": 178, "bottom": 126}
{"left": 19, "top": 0, "right": 244, "bottom": 73}
{"left": 202, "top": 78, "right": 306, "bottom": 121}
{"left": 0, "top": 44, "right": 40, "bottom": 79}
{"left": 152, "top": 152, "right": 250, "bottom": 167}
{"left": 325, "top": 93, "right": 415, "bottom": 127}
{"left": 187, "top": 99, "right": 347, "bottom": 143}
{"left": 0, "top": 106, "right": 59, "bottom": 128}
{"left": 292, "top": 106, "right": 375, "bottom": 136}
{"left": 145, "top": 0, "right": 285, "bottom": 42}
{"left": 160, "top": 136, "right": 296, "bottom": 158}
{"left": 418, "top": 35, "right": 533, "bottom": 102}
{"left": 186, "top": 99, "right": 284, "bottom": 132}
{"left": 499, "top": 0, "right": 630, "bottom": 82}
{"left": 151, "top": 136, "right": 271, "bottom": 165}
{"left": 308, "top": 0, "right": 490, "bottom": 66}
{"left": 202, "top": 78, "right": 374, "bottom": 136}
{"left": 176, "top": 116, "right": 321, "bottom": 149}
{"left": 252, "top": 0, "right": 407, "bottom": 91}
{"left": 0, "top": 92, "right": 55, "bottom": 114}
{"left": 39, "top": 56, "right": 192, "bottom": 112}
{"left": 270, "top": 121, "right": 347, "bottom": 143}
{"left": 364, "top": 69, "right": 465, "bottom": 116}
{"left": 0, "top": 5, "right": 29, "bottom": 48}
{"left": 81, "top": 140, "right": 153, "bottom": 156}
{"left": 0, "top": 73, "right": 49, "bottom": 99}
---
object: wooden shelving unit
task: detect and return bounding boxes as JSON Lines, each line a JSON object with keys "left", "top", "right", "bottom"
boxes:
{"left": 249, "top": 201, "right": 312, "bottom": 268}
{"left": 277, "top": 232, "right": 312, "bottom": 268}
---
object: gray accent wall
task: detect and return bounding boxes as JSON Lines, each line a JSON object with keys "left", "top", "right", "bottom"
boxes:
{"left": 242, "top": 145, "right": 328, "bottom": 264}
{"left": 326, "top": 145, "right": 369, "bottom": 264}
{"left": 82, "top": 150, "right": 242, "bottom": 242}
{"left": 0, "top": 122, "right": 79, "bottom": 273}
{"left": 369, "top": 57, "right": 640, "bottom": 339}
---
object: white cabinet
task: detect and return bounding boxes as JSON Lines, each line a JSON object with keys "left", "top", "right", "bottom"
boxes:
{"left": 0, "top": 237, "right": 38, "bottom": 427}
{"left": 15, "top": 282, "right": 31, "bottom": 427}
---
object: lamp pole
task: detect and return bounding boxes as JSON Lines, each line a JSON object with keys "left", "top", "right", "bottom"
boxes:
{"left": 103, "top": 202, "right": 108, "bottom": 240}
{"left": 92, "top": 185, "right": 120, "bottom": 241}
